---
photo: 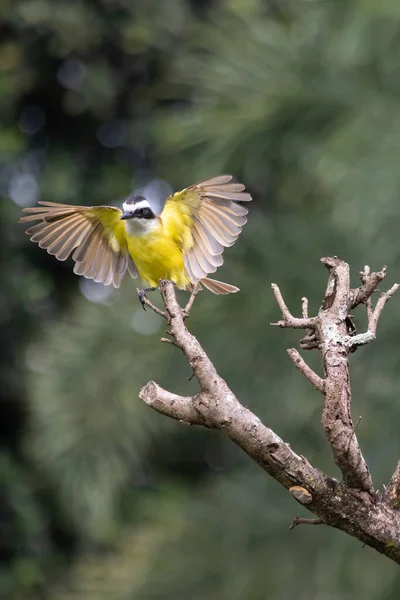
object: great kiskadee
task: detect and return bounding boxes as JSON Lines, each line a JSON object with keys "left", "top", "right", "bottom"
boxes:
{"left": 20, "top": 175, "right": 251, "bottom": 297}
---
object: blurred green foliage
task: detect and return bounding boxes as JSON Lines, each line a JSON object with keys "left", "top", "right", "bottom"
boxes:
{"left": 1, "top": 0, "right": 400, "bottom": 598}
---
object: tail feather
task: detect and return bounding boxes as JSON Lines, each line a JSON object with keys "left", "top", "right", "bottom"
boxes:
{"left": 200, "top": 277, "right": 239, "bottom": 295}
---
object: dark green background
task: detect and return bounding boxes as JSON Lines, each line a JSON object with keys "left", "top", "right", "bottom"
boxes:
{"left": 1, "top": 1, "right": 400, "bottom": 598}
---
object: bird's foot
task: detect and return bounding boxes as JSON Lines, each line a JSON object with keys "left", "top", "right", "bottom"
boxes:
{"left": 137, "top": 287, "right": 157, "bottom": 311}
{"left": 159, "top": 279, "right": 176, "bottom": 289}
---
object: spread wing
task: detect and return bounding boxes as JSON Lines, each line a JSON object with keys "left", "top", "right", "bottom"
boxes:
{"left": 20, "top": 202, "right": 137, "bottom": 288}
{"left": 160, "top": 175, "right": 252, "bottom": 283}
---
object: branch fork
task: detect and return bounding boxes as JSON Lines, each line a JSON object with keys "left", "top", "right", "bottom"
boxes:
{"left": 270, "top": 258, "right": 398, "bottom": 495}
{"left": 138, "top": 261, "right": 400, "bottom": 564}
{"left": 137, "top": 281, "right": 202, "bottom": 328}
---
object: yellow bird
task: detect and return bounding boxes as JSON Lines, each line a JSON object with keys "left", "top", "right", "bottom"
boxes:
{"left": 20, "top": 175, "right": 251, "bottom": 303}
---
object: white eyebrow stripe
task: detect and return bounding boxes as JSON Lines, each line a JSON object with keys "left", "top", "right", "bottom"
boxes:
{"left": 122, "top": 199, "right": 151, "bottom": 212}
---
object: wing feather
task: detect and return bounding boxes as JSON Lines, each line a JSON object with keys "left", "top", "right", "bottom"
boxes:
{"left": 201, "top": 202, "right": 248, "bottom": 227}
{"left": 97, "top": 249, "right": 114, "bottom": 286}
{"left": 199, "top": 214, "right": 239, "bottom": 245}
{"left": 205, "top": 183, "right": 245, "bottom": 192}
{"left": 186, "top": 249, "right": 207, "bottom": 280}
{"left": 38, "top": 217, "right": 83, "bottom": 248}
{"left": 200, "top": 204, "right": 244, "bottom": 236}
{"left": 194, "top": 175, "right": 233, "bottom": 186}
{"left": 74, "top": 225, "right": 103, "bottom": 279}
{"left": 161, "top": 175, "right": 251, "bottom": 284}
{"left": 204, "top": 191, "right": 252, "bottom": 202}
{"left": 56, "top": 222, "right": 93, "bottom": 261}
{"left": 90, "top": 235, "right": 108, "bottom": 282}
{"left": 191, "top": 228, "right": 223, "bottom": 269}
{"left": 189, "top": 245, "right": 217, "bottom": 274}
{"left": 196, "top": 210, "right": 237, "bottom": 246}
{"left": 20, "top": 208, "right": 76, "bottom": 222}
{"left": 27, "top": 215, "right": 80, "bottom": 242}
{"left": 46, "top": 219, "right": 88, "bottom": 257}
{"left": 20, "top": 202, "right": 137, "bottom": 287}
{"left": 113, "top": 254, "right": 128, "bottom": 288}
{"left": 183, "top": 254, "right": 197, "bottom": 283}
{"left": 192, "top": 220, "right": 224, "bottom": 256}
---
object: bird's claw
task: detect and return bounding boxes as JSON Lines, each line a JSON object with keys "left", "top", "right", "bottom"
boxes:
{"left": 138, "top": 289, "right": 147, "bottom": 310}
{"left": 159, "top": 279, "right": 176, "bottom": 288}
{"left": 137, "top": 287, "right": 157, "bottom": 310}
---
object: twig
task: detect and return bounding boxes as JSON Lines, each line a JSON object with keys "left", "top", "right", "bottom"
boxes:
{"left": 301, "top": 297, "right": 309, "bottom": 318}
{"left": 366, "top": 297, "right": 374, "bottom": 321}
{"left": 160, "top": 337, "right": 177, "bottom": 346}
{"left": 367, "top": 283, "right": 400, "bottom": 335}
{"left": 287, "top": 348, "right": 325, "bottom": 393}
{"left": 299, "top": 334, "right": 319, "bottom": 350}
{"left": 183, "top": 283, "right": 201, "bottom": 318}
{"left": 271, "top": 284, "right": 316, "bottom": 329}
{"left": 345, "top": 283, "right": 400, "bottom": 349}
{"left": 290, "top": 515, "right": 325, "bottom": 530}
{"left": 351, "top": 265, "right": 387, "bottom": 308}
{"left": 346, "top": 416, "right": 362, "bottom": 452}
{"left": 136, "top": 288, "right": 168, "bottom": 320}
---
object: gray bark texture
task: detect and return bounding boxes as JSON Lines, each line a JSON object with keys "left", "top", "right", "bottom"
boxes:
{"left": 138, "top": 258, "right": 400, "bottom": 564}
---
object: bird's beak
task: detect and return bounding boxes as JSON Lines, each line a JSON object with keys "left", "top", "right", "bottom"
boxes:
{"left": 120, "top": 211, "right": 132, "bottom": 220}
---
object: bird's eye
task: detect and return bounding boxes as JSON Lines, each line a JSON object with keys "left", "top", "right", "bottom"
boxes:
{"left": 141, "top": 207, "right": 153, "bottom": 219}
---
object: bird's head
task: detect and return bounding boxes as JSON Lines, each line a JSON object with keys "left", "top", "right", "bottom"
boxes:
{"left": 120, "top": 195, "right": 155, "bottom": 221}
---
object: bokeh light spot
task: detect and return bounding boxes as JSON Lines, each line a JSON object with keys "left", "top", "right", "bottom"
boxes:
{"left": 9, "top": 173, "right": 38, "bottom": 207}
{"left": 57, "top": 59, "right": 86, "bottom": 90}
{"left": 79, "top": 279, "right": 114, "bottom": 303}
{"left": 131, "top": 307, "right": 163, "bottom": 336}
{"left": 18, "top": 106, "right": 46, "bottom": 135}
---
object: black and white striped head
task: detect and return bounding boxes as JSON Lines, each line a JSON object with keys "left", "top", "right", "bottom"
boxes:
{"left": 120, "top": 195, "right": 155, "bottom": 221}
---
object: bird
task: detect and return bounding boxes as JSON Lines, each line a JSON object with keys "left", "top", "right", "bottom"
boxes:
{"left": 20, "top": 175, "right": 252, "bottom": 303}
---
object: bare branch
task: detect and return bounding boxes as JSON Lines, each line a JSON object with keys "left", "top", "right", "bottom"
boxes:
{"left": 271, "top": 284, "right": 316, "bottom": 329}
{"left": 287, "top": 349, "right": 325, "bottom": 393}
{"left": 317, "top": 259, "right": 373, "bottom": 492}
{"left": 351, "top": 264, "right": 387, "bottom": 308}
{"left": 139, "top": 269, "right": 400, "bottom": 564}
{"left": 160, "top": 336, "right": 177, "bottom": 346}
{"left": 299, "top": 333, "right": 319, "bottom": 350}
{"left": 183, "top": 283, "right": 201, "bottom": 318}
{"left": 136, "top": 287, "right": 168, "bottom": 319}
{"left": 368, "top": 283, "right": 400, "bottom": 334}
{"left": 290, "top": 515, "right": 325, "bottom": 530}
{"left": 139, "top": 381, "right": 212, "bottom": 427}
{"left": 344, "top": 283, "right": 399, "bottom": 349}
{"left": 301, "top": 297, "right": 309, "bottom": 318}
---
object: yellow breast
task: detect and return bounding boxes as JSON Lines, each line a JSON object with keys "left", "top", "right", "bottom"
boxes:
{"left": 125, "top": 218, "right": 192, "bottom": 289}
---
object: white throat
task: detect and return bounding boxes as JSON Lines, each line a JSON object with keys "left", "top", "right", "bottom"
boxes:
{"left": 124, "top": 216, "right": 158, "bottom": 237}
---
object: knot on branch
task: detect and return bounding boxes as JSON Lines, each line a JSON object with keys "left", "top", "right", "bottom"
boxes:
{"left": 289, "top": 486, "right": 313, "bottom": 505}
